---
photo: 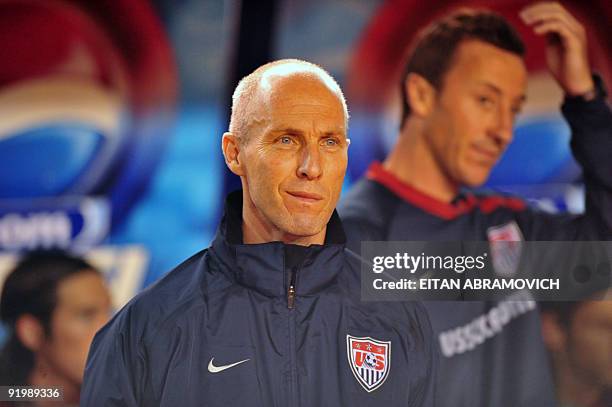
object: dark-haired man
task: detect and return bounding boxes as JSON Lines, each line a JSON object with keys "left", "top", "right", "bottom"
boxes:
{"left": 82, "top": 59, "right": 437, "bottom": 406}
{"left": 340, "top": 3, "right": 611, "bottom": 407}
{"left": 0, "top": 251, "right": 111, "bottom": 406}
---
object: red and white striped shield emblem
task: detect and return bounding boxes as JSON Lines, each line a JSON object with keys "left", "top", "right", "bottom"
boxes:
{"left": 487, "top": 221, "right": 524, "bottom": 277}
{"left": 346, "top": 334, "right": 391, "bottom": 392}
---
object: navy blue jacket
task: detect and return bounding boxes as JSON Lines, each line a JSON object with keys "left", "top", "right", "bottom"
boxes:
{"left": 339, "top": 86, "right": 612, "bottom": 407}
{"left": 81, "top": 192, "right": 437, "bottom": 406}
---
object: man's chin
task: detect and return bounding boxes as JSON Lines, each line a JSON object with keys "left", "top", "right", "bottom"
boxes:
{"left": 283, "top": 216, "right": 327, "bottom": 239}
{"left": 461, "top": 170, "right": 491, "bottom": 188}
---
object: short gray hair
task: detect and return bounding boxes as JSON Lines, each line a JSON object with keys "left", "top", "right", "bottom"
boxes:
{"left": 229, "top": 59, "right": 348, "bottom": 141}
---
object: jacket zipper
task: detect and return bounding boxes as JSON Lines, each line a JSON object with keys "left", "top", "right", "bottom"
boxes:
{"left": 287, "top": 268, "right": 297, "bottom": 309}
{"left": 287, "top": 267, "right": 298, "bottom": 405}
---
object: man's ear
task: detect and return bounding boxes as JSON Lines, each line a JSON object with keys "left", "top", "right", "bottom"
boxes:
{"left": 15, "top": 314, "right": 45, "bottom": 352}
{"left": 222, "top": 132, "right": 245, "bottom": 176}
{"left": 405, "top": 73, "right": 436, "bottom": 117}
{"left": 540, "top": 312, "right": 567, "bottom": 353}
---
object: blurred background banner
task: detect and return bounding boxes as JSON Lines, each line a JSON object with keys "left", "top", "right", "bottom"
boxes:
{"left": 0, "top": 0, "right": 178, "bottom": 299}
{"left": 0, "top": 0, "right": 610, "bottom": 304}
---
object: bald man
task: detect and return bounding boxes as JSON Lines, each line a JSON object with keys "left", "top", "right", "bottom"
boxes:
{"left": 81, "top": 59, "right": 437, "bottom": 406}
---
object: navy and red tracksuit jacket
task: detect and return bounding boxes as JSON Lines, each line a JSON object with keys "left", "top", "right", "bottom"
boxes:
{"left": 81, "top": 192, "right": 437, "bottom": 406}
{"left": 339, "top": 82, "right": 612, "bottom": 407}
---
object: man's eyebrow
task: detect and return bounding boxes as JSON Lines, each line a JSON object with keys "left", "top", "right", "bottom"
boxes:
{"left": 513, "top": 92, "right": 527, "bottom": 104}
{"left": 478, "top": 81, "right": 527, "bottom": 103}
{"left": 270, "top": 127, "right": 304, "bottom": 135}
{"left": 323, "top": 130, "right": 344, "bottom": 137}
{"left": 269, "top": 128, "right": 345, "bottom": 137}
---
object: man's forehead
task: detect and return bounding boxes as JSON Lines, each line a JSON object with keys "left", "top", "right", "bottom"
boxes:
{"left": 265, "top": 100, "right": 347, "bottom": 135}
{"left": 449, "top": 40, "right": 527, "bottom": 94}
{"left": 255, "top": 74, "right": 345, "bottom": 121}
{"left": 56, "top": 271, "right": 105, "bottom": 303}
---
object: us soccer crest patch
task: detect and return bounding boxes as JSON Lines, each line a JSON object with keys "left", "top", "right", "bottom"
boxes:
{"left": 346, "top": 335, "right": 391, "bottom": 392}
{"left": 487, "top": 221, "right": 524, "bottom": 277}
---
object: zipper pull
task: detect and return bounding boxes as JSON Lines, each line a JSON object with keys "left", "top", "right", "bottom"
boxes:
{"left": 287, "top": 268, "right": 297, "bottom": 309}
{"left": 287, "top": 284, "right": 296, "bottom": 309}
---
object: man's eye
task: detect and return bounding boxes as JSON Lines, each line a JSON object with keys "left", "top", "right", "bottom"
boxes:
{"left": 478, "top": 96, "right": 494, "bottom": 108}
{"left": 77, "top": 309, "right": 97, "bottom": 321}
{"left": 322, "top": 138, "right": 339, "bottom": 147}
{"left": 278, "top": 136, "right": 294, "bottom": 144}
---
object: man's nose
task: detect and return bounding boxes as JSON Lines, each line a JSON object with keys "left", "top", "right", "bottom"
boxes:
{"left": 297, "top": 143, "right": 323, "bottom": 180}
{"left": 490, "top": 106, "right": 514, "bottom": 146}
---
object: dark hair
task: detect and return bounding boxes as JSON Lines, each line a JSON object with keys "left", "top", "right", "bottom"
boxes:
{"left": 400, "top": 8, "right": 525, "bottom": 125}
{"left": 0, "top": 251, "right": 98, "bottom": 385}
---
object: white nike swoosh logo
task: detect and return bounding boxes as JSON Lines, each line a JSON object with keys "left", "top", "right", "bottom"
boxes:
{"left": 207, "top": 357, "right": 250, "bottom": 373}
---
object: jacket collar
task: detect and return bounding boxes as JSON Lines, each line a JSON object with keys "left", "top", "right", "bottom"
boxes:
{"left": 366, "top": 161, "right": 477, "bottom": 220}
{"left": 210, "top": 191, "right": 347, "bottom": 298}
